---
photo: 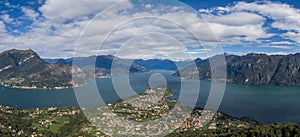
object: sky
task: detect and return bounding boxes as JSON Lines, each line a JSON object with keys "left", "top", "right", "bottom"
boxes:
{"left": 0, "top": 0, "right": 299, "bottom": 59}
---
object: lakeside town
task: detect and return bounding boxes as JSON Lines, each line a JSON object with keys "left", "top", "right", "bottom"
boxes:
{"left": 85, "top": 87, "right": 258, "bottom": 136}
{"left": 0, "top": 87, "right": 263, "bottom": 137}
{"left": 1, "top": 89, "right": 300, "bottom": 137}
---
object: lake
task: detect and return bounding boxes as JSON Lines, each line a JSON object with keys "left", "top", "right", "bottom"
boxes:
{"left": 0, "top": 70, "right": 300, "bottom": 124}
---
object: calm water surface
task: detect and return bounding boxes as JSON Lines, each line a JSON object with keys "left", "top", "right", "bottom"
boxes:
{"left": 0, "top": 70, "right": 299, "bottom": 124}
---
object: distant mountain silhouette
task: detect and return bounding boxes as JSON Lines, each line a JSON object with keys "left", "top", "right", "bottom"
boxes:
{"left": 46, "top": 57, "right": 181, "bottom": 71}
{"left": 133, "top": 59, "right": 180, "bottom": 70}
{"left": 45, "top": 55, "right": 149, "bottom": 78}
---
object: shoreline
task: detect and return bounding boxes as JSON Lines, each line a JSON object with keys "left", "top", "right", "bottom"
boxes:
{"left": 0, "top": 84, "right": 79, "bottom": 90}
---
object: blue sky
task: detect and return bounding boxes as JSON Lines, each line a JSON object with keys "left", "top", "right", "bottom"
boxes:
{"left": 0, "top": 0, "right": 299, "bottom": 59}
{"left": 181, "top": 0, "right": 300, "bottom": 9}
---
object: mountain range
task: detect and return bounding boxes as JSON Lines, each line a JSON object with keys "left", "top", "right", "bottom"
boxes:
{"left": 0, "top": 49, "right": 152, "bottom": 88}
{"left": 45, "top": 55, "right": 149, "bottom": 78}
{"left": 175, "top": 53, "right": 300, "bottom": 86}
{"left": 1, "top": 49, "right": 300, "bottom": 88}
{"left": 45, "top": 57, "right": 180, "bottom": 71}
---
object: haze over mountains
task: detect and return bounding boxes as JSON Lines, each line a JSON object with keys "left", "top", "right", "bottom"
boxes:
{"left": 45, "top": 57, "right": 181, "bottom": 71}
{"left": 45, "top": 55, "right": 149, "bottom": 78}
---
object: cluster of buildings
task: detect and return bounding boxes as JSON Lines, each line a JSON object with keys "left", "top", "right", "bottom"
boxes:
{"left": 179, "top": 110, "right": 250, "bottom": 131}
{"left": 0, "top": 86, "right": 252, "bottom": 137}
{"left": 85, "top": 88, "right": 252, "bottom": 136}
{"left": 85, "top": 88, "right": 217, "bottom": 136}
{"left": 0, "top": 105, "right": 14, "bottom": 114}
{"left": 179, "top": 109, "right": 216, "bottom": 131}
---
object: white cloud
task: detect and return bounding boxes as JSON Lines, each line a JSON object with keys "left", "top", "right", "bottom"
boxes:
{"left": 0, "top": 0, "right": 299, "bottom": 59}
{"left": 0, "top": 21, "right": 6, "bottom": 33}
{"left": 228, "top": 1, "right": 300, "bottom": 43}
{"left": 204, "top": 12, "right": 266, "bottom": 26}
{"left": 271, "top": 41, "right": 294, "bottom": 45}
{"left": 21, "top": 7, "right": 39, "bottom": 21}
{"left": 4, "top": 2, "right": 10, "bottom": 7}
{"left": 259, "top": 45, "right": 293, "bottom": 49}
{"left": 209, "top": 23, "right": 270, "bottom": 41}
{"left": 282, "top": 32, "right": 300, "bottom": 44}
{"left": 0, "top": 14, "right": 13, "bottom": 23}
{"left": 199, "top": 7, "right": 272, "bottom": 46}
{"left": 199, "top": 1, "right": 300, "bottom": 53}
{"left": 260, "top": 52, "right": 289, "bottom": 55}
{"left": 232, "top": 1, "right": 300, "bottom": 25}
{"left": 39, "top": 0, "right": 121, "bottom": 23}
{"left": 0, "top": 0, "right": 206, "bottom": 59}
{"left": 145, "top": 4, "right": 153, "bottom": 9}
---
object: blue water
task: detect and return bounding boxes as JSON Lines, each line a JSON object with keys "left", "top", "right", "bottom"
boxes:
{"left": 0, "top": 70, "right": 299, "bottom": 124}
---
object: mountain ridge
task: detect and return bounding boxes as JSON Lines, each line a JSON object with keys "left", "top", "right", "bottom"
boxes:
{"left": 45, "top": 57, "right": 183, "bottom": 71}
{"left": 3, "top": 49, "right": 299, "bottom": 87}
{"left": 0, "top": 49, "right": 85, "bottom": 89}
{"left": 45, "top": 55, "right": 149, "bottom": 78}
{"left": 175, "top": 53, "right": 300, "bottom": 86}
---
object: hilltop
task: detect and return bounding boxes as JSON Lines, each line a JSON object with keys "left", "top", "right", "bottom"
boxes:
{"left": 0, "top": 49, "right": 85, "bottom": 89}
